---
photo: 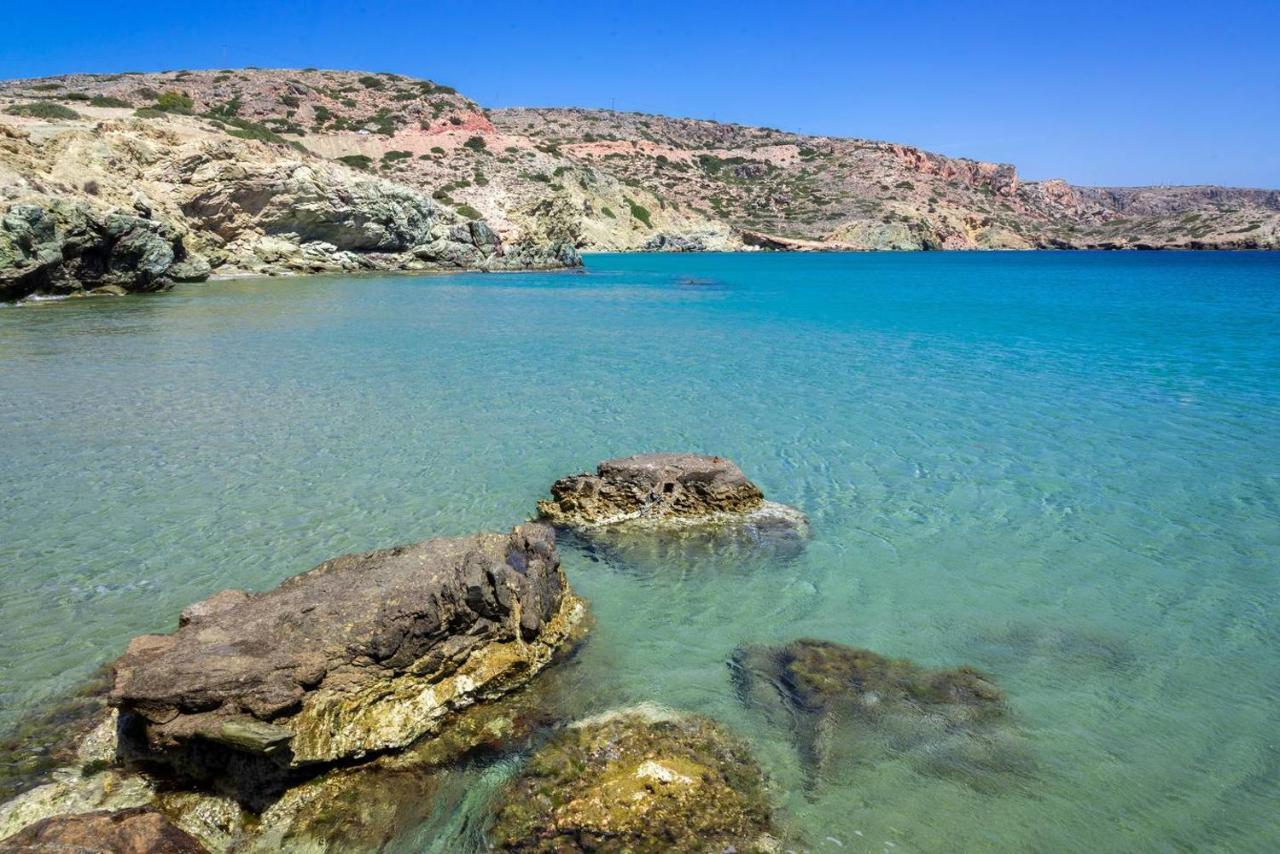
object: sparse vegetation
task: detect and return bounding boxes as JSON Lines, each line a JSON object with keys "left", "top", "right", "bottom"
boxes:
{"left": 626, "top": 198, "right": 653, "bottom": 227}
{"left": 462, "top": 136, "right": 487, "bottom": 152}
{"left": 153, "top": 90, "right": 195, "bottom": 113}
{"left": 5, "top": 102, "right": 80, "bottom": 120}
{"left": 358, "top": 75, "right": 385, "bottom": 89}
{"left": 89, "top": 95, "right": 131, "bottom": 108}
{"left": 336, "top": 154, "right": 374, "bottom": 170}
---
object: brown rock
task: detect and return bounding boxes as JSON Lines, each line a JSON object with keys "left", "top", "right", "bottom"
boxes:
{"left": 109, "top": 524, "right": 587, "bottom": 799}
{"left": 537, "top": 453, "right": 767, "bottom": 526}
{"left": 0, "top": 807, "right": 207, "bottom": 853}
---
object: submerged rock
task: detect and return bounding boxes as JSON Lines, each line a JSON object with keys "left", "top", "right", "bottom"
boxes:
{"left": 732, "top": 639, "right": 1030, "bottom": 790}
{"left": 110, "top": 523, "right": 587, "bottom": 801}
{"left": 0, "top": 806, "right": 207, "bottom": 853}
{"left": 538, "top": 453, "right": 807, "bottom": 533}
{"left": 1, "top": 661, "right": 592, "bottom": 852}
{"left": 490, "top": 707, "right": 777, "bottom": 852}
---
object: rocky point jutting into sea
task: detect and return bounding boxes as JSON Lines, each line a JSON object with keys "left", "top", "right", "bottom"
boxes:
{"left": 1, "top": 68, "right": 1276, "bottom": 301}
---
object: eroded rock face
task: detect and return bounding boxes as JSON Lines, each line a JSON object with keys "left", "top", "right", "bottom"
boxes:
{"left": 732, "top": 639, "right": 1030, "bottom": 790}
{"left": 540, "top": 454, "right": 769, "bottom": 525}
{"left": 0, "top": 202, "right": 209, "bottom": 301}
{"left": 490, "top": 707, "right": 777, "bottom": 853}
{"left": 110, "top": 524, "right": 587, "bottom": 797}
{"left": 537, "top": 455, "right": 808, "bottom": 562}
{"left": 0, "top": 807, "right": 207, "bottom": 854}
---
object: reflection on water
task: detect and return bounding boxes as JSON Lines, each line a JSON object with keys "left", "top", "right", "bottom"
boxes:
{"left": 2, "top": 252, "right": 1279, "bottom": 851}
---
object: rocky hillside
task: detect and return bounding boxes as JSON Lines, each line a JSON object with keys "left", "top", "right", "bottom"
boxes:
{"left": 1, "top": 68, "right": 1275, "bottom": 299}
{"left": 493, "top": 107, "right": 1280, "bottom": 250}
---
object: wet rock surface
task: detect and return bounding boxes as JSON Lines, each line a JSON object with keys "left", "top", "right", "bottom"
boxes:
{"left": 490, "top": 707, "right": 778, "bottom": 853}
{"left": 110, "top": 524, "right": 587, "bottom": 800}
{"left": 538, "top": 453, "right": 800, "bottom": 528}
{"left": 0, "top": 806, "right": 207, "bottom": 853}
{"left": 0, "top": 202, "right": 209, "bottom": 301}
{"left": 732, "top": 639, "right": 1030, "bottom": 790}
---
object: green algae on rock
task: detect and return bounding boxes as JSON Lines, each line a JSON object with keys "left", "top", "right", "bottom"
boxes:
{"left": 732, "top": 639, "right": 1031, "bottom": 790}
{"left": 490, "top": 706, "right": 778, "bottom": 853}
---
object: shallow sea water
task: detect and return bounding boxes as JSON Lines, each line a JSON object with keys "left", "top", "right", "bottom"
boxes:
{"left": 1, "top": 252, "right": 1278, "bottom": 851}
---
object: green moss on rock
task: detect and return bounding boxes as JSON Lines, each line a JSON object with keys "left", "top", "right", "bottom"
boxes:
{"left": 491, "top": 709, "right": 776, "bottom": 852}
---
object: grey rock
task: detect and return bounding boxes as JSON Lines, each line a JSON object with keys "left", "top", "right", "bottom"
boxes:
{"left": 0, "top": 202, "right": 197, "bottom": 300}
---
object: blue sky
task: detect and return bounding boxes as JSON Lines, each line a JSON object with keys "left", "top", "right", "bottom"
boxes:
{"left": 4, "top": 0, "right": 1278, "bottom": 187}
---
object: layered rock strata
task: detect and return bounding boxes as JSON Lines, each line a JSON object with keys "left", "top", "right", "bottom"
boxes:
{"left": 110, "top": 524, "right": 587, "bottom": 797}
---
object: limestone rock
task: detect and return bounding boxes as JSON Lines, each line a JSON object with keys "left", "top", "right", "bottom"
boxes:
{"left": 109, "top": 524, "right": 588, "bottom": 798}
{"left": 0, "top": 807, "right": 207, "bottom": 853}
{"left": 490, "top": 708, "right": 777, "bottom": 852}
{"left": 537, "top": 453, "right": 805, "bottom": 537}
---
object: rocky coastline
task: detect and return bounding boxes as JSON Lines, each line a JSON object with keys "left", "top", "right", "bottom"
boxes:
{"left": 1, "top": 67, "right": 1274, "bottom": 300}
{"left": 0, "top": 454, "right": 1026, "bottom": 851}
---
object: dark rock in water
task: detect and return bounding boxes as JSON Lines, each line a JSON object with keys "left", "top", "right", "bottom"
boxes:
{"left": 0, "top": 202, "right": 210, "bottom": 301}
{"left": 490, "top": 707, "right": 777, "bottom": 853}
{"left": 731, "top": 639, "right": 1030, "bottom": 790}
{"left": 109, "top": 524, "right": 588, "bottom": 801}
{"left": 0, "top": 807, "right": 207, "bottom": 853}
{"left": 644, "top": 232, "right": 706, "bottom": 252}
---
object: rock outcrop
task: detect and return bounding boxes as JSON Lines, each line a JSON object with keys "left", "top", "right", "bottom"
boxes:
{"left": 0, "top": 807, "right": 207, "bottom": 854}
{"left": 537, "top": 454, "right": 809, "bottom": 550}
{"left": 490, "top": 706, "right": 778, "bottom": 852}
{"left": 732, "top": 639, "right": 1030, "bottom": 789}
{"left": 5, "top": 68, "right": 1275, "bottom": 259}
{"left": 110, "top": 524, "right": 587, "bottom": 798}
{"left": 0, "top": 201, "right": 209, "bottom": 301}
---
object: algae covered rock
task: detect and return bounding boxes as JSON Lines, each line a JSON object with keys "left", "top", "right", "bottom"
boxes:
{"left": 110, "top": 524, "right": 588, "bottom": 798}
{"left": 491, "top": 707, "right": 777, "bottom": 852}
{"left": 0, "top": 806, "right": 207, "bottom": 853}
{"left": 732, "top": 639, "right": 1030, "bottom": 789}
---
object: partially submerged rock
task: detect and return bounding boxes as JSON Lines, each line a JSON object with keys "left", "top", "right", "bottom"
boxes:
{"left": 1, "top": 666, "right": 591, "bottom": 852}
{"left": 537, "top": 453, "right": 807, "bottom": 534}
{"left": 732, "top": 639, "right": 1030, "bottom": 790}
{"left": 490, "top": 707, "right": 777, "bottom": 852}
{"left": 110, "top": 524, "right": 587, "bottom": 799}
{"left": 0, "top": 807, "right": 206, "bottom": 853}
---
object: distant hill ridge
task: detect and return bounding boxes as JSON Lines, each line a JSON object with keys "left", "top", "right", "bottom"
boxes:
{"left": 2, "top": 68, "right": 1276, "bottom": 274}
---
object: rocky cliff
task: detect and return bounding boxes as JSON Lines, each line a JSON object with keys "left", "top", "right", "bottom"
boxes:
{"left": 0, "top": 68, "right": 1274, "bottom": 295}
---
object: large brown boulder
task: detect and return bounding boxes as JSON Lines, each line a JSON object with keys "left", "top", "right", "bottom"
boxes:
{"left": 109, "top": 524, "right": 587, "bottom": 795}
{"left": 0, "top": 807, "right": 206, "bottom": 853}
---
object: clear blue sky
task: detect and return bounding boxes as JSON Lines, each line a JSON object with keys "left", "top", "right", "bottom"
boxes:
{"left": 5, "top": 0, "right": 1278, "bottom": 187}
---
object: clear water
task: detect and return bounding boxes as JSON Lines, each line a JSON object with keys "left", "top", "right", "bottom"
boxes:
{"left": 2, "top": 252, "right": 1278, "bottom": 852}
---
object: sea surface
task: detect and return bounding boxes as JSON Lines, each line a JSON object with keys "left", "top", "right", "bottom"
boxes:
{"left": 1, "top": 252, "right": 1278, "bottom": 852}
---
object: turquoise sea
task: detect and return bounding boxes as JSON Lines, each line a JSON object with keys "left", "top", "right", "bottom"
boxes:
{"left": 1, "top": 252, "right": 1278, "bottom": 851}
